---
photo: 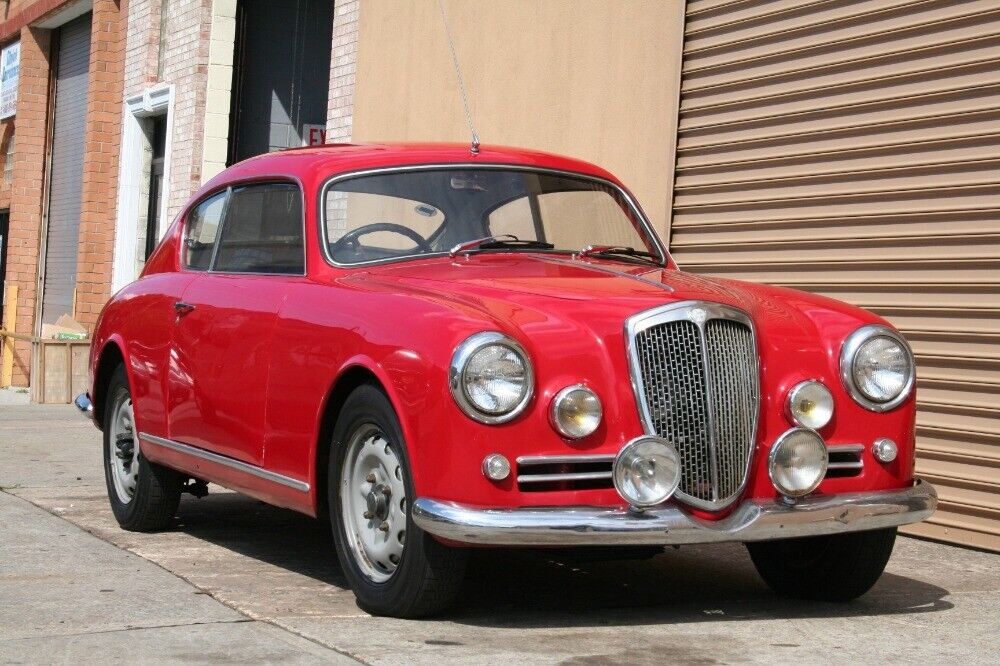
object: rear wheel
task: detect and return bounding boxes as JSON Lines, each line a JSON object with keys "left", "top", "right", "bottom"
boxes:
{"left": 103, "top": 364, "right": 182, "bottom": 532}
{"left": 330, "top": 383, "right": 467, "bottom": 617}
{"left": 746, "top": 528, "right": 897, "bottom": 602}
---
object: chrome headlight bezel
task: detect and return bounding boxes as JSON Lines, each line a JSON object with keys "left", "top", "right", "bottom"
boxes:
{"left": 550, "top": 384, "right": 603, "bottom": 439}
{"left": 785, "top": 379, "right": 834, "bottom": 430}
{"left": 449, "top": 332, "right": 534, "bottom": 424}
{"left": 839, "top": 325, "right": 915, "bottom": 412}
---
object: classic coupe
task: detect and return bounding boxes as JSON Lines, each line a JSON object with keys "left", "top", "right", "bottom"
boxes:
{"left": 78, "top": 143, "right": 936, "bottom": 617}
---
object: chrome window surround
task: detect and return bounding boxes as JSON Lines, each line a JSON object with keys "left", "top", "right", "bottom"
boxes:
{"left": 549, "top": 384, "right": 603, "bottom": 439}
{"left": 317, "top": 164, "right": 670, "bottom": 269}
{"left": 624, "top": 300, "right": 760, "bottom": 511}
{"left": 180, "top": 177, "right": 308, "bottom": 277}
{"left": 839, "top": 324, "right": 915, "bottom": 412}
{"left": 449, "top": 331, "right": 535, "bottom": 425}
{"left": 785, "top": 379, "right": 834, "bottom": 429}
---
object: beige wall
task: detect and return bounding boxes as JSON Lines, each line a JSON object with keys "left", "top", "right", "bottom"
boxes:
{"left": 351, "top": 0, "right": 685, "bottom": 237}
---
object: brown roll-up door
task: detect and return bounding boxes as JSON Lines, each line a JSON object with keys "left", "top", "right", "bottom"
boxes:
{"left": 671, "top": 0, "right": 1000, "bottom": 551}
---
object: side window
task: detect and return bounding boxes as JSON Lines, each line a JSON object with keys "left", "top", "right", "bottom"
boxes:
{"left": 213, "top": 183, "right": 304, "bottom": 274}
{"left": 183, "top": 192, "right": 227, "bottom": 271}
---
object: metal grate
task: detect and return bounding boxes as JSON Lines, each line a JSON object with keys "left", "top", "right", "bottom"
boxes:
{"left": 516, "top": 454, "right": 615, "bottom": 492}
{"left": 630, "top": 303, "right": 759, "bottom": 509}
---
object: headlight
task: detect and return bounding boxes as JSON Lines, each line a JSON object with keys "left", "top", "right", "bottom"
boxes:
{"left": 840, "top": 325, "right": 915, "bottom": 411}
{"left": 768, "top": 428, "right": 828, "bottom": 498}
{"left": 449, "top": 332, "right": 534, "bottom": 424}
{"left": 550, "top": 385, "right": 602, "bottom": 439}
{"left": 613, "top": 436, "right": 681, "bottom": 508}
{"left": 786, "top": 380, "right": 834, "bottom": 429}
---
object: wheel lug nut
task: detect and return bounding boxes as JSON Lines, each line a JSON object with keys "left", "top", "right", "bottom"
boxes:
{"left": 381, "top": 487, "right": 391, "bottom": 496}
{"left": 378, "top": 521, "right": 389, "bottom": 532}
{"left": 363, "top": 511, "right": 373, "bottom": 519}
{"left": 366, "top": 473, "right": 376, "bottom": 483}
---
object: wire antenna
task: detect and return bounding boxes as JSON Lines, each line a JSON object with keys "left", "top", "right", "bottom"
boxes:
{"left": 437, "top": 0, "right": 480, "bottom": 154}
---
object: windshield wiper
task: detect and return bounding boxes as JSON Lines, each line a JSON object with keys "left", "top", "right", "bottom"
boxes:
{"left": 577, "top": 245, "right": 665, "bottom": 266}
{"left": 449, "top": 235, "right": 554, "bottom": 258}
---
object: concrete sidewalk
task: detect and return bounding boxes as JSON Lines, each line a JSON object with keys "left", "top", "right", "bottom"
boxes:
{"left": 1, "top": 403, "right": 998, "bottom": 664}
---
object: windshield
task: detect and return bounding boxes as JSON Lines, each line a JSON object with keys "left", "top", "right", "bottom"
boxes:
{"left": 321, "top": 167, "right": 662, "bottom": 265}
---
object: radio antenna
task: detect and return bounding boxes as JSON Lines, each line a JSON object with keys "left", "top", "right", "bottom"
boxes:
{"left": 437, "top": 0, "right": 480, "bottom": 154}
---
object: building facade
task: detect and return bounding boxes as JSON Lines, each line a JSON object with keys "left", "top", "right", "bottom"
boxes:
{"left": 0, "top": 0, "right": 126, "bottom": 387}
{"left": 0, "top": 0, "right": 996, "bottom": 550}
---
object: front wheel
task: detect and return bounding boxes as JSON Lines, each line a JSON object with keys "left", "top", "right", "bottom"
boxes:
{"left": 329, "top": 383, "right": 467, "bottom": 618}
{"left": 746, "top": 528, "right": 897, "bottom": 602}
{"left": 103, "top": 364, "right": 183, "bottom": 532}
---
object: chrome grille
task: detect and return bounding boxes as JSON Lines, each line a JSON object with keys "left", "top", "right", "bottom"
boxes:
{"left": 627, "top": 302, "right": 759, "bottom": 510}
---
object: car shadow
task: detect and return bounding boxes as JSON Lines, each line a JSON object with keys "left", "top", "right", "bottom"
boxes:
{"left": 173, "top": 490, "right": 953, "bottom": 627}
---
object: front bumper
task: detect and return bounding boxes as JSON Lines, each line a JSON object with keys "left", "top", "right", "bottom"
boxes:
{"left": 412, "top": 479, "right": 937, "bottom": 546}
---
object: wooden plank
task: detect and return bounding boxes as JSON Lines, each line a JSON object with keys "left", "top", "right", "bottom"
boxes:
{"left": 1, "top": 284, "right": 17, "bottom": 387}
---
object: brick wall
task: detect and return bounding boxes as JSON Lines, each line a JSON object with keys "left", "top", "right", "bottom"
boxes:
{"left": 74, "top": 0, "right": 126, "bottom": 328}
{"left": 4, "top": 26, "right": 50, "bottom": 385}
{"left": 327, "top": 0, "right": 359, "bottom": 143}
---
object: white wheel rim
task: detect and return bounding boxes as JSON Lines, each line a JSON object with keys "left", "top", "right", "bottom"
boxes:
{"left": 109, "top": 396, "right": 139, "bottom": 504}
{"left": 340, "top": 425, "right": 407, "bottom": 583}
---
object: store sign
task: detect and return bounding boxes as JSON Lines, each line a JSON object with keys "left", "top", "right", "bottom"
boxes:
{"left": 303, "top": 124, "right": 326, "bottom": 146}
{"left": 0, "top": 41, "right": 19, "bottom": 120}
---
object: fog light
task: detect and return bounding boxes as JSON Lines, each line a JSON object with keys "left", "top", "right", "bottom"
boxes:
{"left": 873, "top": 438, "right": 898, "bottom": 463}
{"left": 769, "top": 428, "right": 828, "bottom": 498}
{"left": 786, "top": 380, "right": 834, "bottom": 429}
{"left": 550, "top": 384, "right": 602, "bottom": 439}
{"left": 613, "top": 436, "right": 681, "bottom": 508}
{"left": 481, "top": 453, "right": 511, "bottom": 481}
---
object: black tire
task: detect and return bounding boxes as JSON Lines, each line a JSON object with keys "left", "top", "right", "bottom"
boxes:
{"left": 103, "top": 364, "right": 182, "bottom": 532}
{"left": 746, "top": 528, "right": 897, "bottom": 602}
{"left": 329, "top": 383, "right": 467, "bottom": 618}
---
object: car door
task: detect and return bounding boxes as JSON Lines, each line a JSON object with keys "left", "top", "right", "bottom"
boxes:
{"left": 167, "top": 181, "right": 306, "bottom": 466}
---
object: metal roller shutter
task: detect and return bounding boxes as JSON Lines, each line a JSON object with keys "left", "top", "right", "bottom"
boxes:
{"left": 672, "top": 0, "right": 1000, "bottom": 551}
{"left": 41, "top": 13, "right": 92, "bottom": 325}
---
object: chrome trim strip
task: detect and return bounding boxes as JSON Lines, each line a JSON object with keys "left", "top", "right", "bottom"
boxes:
{"left": 517, "top": 471, "right": 613, "bottom": 484}
{"left": 139, "top": 433, "right": 310, "bottom": 492}
{"left": 411, "top": 480, "right": 938, "bottom": 546}
{"left": 839, "top": 324, "right": 916, "bottom": 412}
{"left": 827, "top": 462, "right": 864, "bottom": 470}
{"left": 317, "top": 163, "right": 670, "bottom": 269}
{"left": 623, "top": 300, "right": 760, "bottom": 511}
{"left": 516, "top": 454, "right": 616, "bottom": 466}
{"left": 827, "top": 444, "right": 865, "bottom": 454}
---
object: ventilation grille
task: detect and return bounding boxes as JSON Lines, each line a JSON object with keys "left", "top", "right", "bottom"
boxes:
{"left": 631, "top": 310, "right": 758, "bottom": 509}
{"left": 516, "top": 454, "right": 614, "bottom": 492}
{"left": 826, "top": 444, "right": 864, "bottom": 479}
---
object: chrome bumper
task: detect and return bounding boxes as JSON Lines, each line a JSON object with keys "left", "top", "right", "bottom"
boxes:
{"left": 74, "top": 393, "right": 93, "bottom": 416}
{"left": 412, "top": 479, "right": 937, "bottom": 546}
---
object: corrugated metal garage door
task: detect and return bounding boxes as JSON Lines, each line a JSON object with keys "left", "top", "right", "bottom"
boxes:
{"left": 671, "top": 0, "right": 1000, "bottom": 551}
{"left": 41, "top": 13, "right": 91, "bottom": 325}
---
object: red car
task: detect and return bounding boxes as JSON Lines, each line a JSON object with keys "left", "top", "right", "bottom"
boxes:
{"left": 78, "top": 143, "right": 936, "bottom": 617}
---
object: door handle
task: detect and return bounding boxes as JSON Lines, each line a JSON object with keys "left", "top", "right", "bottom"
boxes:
{"left": 174, "top": 301, "right": 196, "bottom": 316}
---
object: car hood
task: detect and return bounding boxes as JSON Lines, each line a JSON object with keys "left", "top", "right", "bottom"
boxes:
{"left": 342, "top": 253, "right": 879, "bottom": 348}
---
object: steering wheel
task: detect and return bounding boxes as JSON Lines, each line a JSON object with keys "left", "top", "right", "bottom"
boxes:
{"left": 333, "top": 222, "right": 434, "bottom": 255}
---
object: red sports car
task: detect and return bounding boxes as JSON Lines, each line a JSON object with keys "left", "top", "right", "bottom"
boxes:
{"left": 79, "top": 143, "right": 936, "bottom": 617}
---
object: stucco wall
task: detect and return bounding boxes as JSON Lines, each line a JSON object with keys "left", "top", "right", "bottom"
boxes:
{"left": 351, "top": 0, "right": 685, "bottom": 236}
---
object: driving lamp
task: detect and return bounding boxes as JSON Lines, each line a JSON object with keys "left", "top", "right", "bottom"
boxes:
{"left": 768, "top": 428, "right": 828, "bottom": 499}
{"left": 550, "top": 385, "right": 603, "bottom": 439}
{"left": 841, "top": 325, "right": 915, "bottom": 412}
{"left": 450, "top": 332, "right": 534, "bottom": 424}
{"left": 613, "top": 437, "right": 681, "bottom": 508}
{"left": 786, "top": 380, "right": 834, "bottom": 429}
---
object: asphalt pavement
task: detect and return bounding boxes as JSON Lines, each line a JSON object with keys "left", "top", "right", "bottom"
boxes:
{"left": 1, "top": 401, "right": 997, "bottom": 665}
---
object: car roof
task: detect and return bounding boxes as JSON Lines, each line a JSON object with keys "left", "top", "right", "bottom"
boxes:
{"left": 202, "top": 142, "right": 622, "bottom": 193}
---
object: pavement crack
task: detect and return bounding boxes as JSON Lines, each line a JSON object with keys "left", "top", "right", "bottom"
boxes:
{"left": 4, "top": 619, "right": 254, "bottom": 642}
